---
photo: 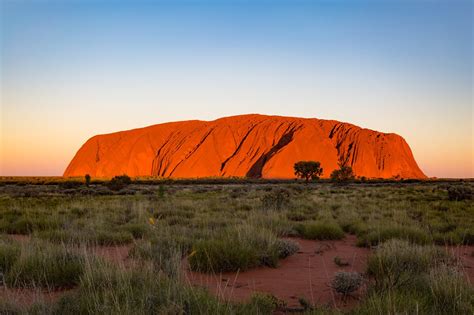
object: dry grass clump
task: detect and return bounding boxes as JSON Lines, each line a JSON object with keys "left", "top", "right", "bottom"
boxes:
{"left": 428, "top": 264, "right": 474, "bottom": 314}
{"left": 53, "top": 258, "right": 291, "bottom": 315}
{"left": 0, "top": 237, "right": 20, "bottom": 275}
{"left": 3, "top": 240, "right": 85, "bottom": 288}
{"left": 295, "top": 221, "right": 344, "bottom": 240}
{"left": 188, "top": 226, "right": 297, "bottom": 273}
{"left": 37, "top": 228, "right": 134, "bottom": 246}
{"left": 53, "top": 259, "right": 226, "bottom": 314}
{"left": 261, "top": 188, "right": 291, "bottom": 211}
{"left": 367, "top": 239, "right": 449, "bottom": 289}
{"left": 357, "top": 225, "right": 431, "bottom": 247}
{"left": 357, "top": 239, "right": 474, "bottom": 314}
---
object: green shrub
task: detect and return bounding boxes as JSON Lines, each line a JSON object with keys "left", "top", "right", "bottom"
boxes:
{"left": 58, "top": 181, "right": 82, "bottom": 189}
{"left": 94, "top": 230, "right": 134, "bottom": 245}
{"left": 54, "top": 260, "right": 228, "bottom": 314}
{"left": 0, "top": 300, "right": 21, "bottom": 314}
{"left": 242, "top": 293, "right": 285, "bottom": 313}
{"left": 367, "top": 239, "right": 449, "bottom": 290}
{"left": 37, "top": 229, "right": 84, "bottom": 244}
{"left": 4, "top": 218, "right": 34, "bottom": 234}
{"left": 129, "top": 235, "right": 192, "bottom": 277}
{"left": 1, "top": 217, "right": 61, "bottom": 235}
{"left": 434, "top": 227, "right": 474, "bottom": 245}
{"left": 353, "top": 291, "right": 430, "bottom": 314}
{"left": 338, "top": 218, "right": 367, "bottom": 236}
{"left": 38, "top": 229, "right": 133, "bottom": 245}
{"left": 5, "top": 242, "right": 85, "bottom": 288}
{"left": 130, "top": 233, "right": 193, "bottom": 262}
{"left": 286, "top": 211, "right": 308, "bottom": 221}
{"left": 447, "top": 185, "right": 472, "bottom": 201}
{"left": 427, "top": 264, "right": 474, "bottom": 314}
{"left": 361, "top": 239, "right": 474, "bottom": 313}
{"left": 357, "top": 225, "right": 431, "bottom": 247}
{"left": 457, "top": 228, "right": 474, "bottom": 245}
{"left": 0, "top": 239, "right": 20, "bottom": 273}
{"left": 189, "top": 237, "right": 260, "bottom": 272}
{"left": 120, "top": 223, "right": 149, "bottom": 239}
{"left": 261, "top": 188, "right": 290, "bottom": 211}
{"left": 188, "top": 227, "right": 289, "bottom": 273}
{"left": 296, "top": 222, "right": 344, "bottom": 240}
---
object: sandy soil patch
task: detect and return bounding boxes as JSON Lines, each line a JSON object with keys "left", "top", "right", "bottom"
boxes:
{"left": 184, "top": 235, "right": 370, "bottom": 309}
{"left": 444, "top": 245, "right": 474, "bottom": 284}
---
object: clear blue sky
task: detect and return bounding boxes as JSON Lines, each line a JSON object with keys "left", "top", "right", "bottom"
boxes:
{"left": 1, "top": 0, "right": 472, "bottom": 177}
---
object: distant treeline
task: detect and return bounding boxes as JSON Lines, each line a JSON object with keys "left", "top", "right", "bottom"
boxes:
{"left": 0, "top": 176, "right": 472, "bottom": 186}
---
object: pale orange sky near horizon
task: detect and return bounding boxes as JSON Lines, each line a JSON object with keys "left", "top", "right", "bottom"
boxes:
{"left": 1, "top": 110, "right": 472, "bottom": 178}
{"left": 1, "top": 0, "right": 472, "bottom": 178}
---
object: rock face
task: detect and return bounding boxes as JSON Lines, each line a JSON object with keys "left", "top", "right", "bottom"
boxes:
{"left": 64, "top": 114, "right": 426, "bottom": 179}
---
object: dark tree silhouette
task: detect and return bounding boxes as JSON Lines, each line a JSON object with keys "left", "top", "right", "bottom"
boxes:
{"left": 330, "top": 153, "right": 355, "bottom": 181}
{"left": 107, "top": 174, "right": 132, "bottom": 191}
{"left": 85, "top": 174, "right": 91, "bottom": 187}
{"left": 294, "top": 161, "right": 323, "bottom": 182}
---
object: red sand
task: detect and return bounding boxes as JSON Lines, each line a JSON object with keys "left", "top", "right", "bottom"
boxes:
{"left": 444, "top": 245, "right": 474, "bottom": 285}
{"left": 184, "top": 235, "right": 370, "bottom": 309}
{"left": 64, "top": 114, "right": 426, "bottom": 179}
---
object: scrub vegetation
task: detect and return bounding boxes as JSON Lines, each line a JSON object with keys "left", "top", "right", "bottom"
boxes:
{"left": 0, "top": 178, "right": 472, "bottom": 314}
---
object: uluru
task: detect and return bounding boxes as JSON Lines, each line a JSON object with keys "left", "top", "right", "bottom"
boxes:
{"left": 64, "top": 114, "right": 426, "bottom": 179}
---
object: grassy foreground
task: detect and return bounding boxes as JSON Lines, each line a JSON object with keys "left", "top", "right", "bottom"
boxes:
{"left": 0, "top": 179, "right": 472, "bottom": 314}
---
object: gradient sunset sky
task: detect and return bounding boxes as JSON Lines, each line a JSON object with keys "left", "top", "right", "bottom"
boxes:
{"left": 1, "top": 0, "right": 472, "bottom": 178}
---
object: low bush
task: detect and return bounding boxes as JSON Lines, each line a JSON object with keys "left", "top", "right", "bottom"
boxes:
{"left": 447, "top": 185, "right": 472, "bottom": 201}
{"left": 331, "top": 272, "right": 363, "bottom": 295}
{"left": 295, "top": 222, "right": 344, "bottom": 240}
{"left": 276, "top": 239, "right": 299, "bottom": 259}
{"left": 58, "top": 181, "right": 82, "bottom": 189}
{"left": 107, "top": 175, "right": 132, "bottom": 191}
